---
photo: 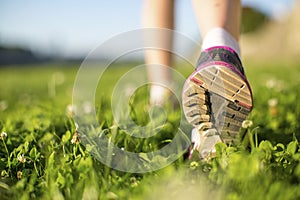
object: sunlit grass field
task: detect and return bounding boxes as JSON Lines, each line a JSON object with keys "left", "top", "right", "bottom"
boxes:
{"left": 1, "top": 60, "right": 300, "bottom": 200}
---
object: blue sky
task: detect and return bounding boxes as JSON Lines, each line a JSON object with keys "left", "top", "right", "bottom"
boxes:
{"left": 0, "top": 0, "right": 295, "bottom": 58}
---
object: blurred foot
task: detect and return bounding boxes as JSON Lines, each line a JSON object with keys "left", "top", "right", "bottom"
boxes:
{"left": 149, "top": 85, "right": 179, "bottom": 109}
{"left": 182, "top": 46, "right": 253, "bottom": 159}
{"left": 150, "top": 85, "right": 170, "bottom": 106}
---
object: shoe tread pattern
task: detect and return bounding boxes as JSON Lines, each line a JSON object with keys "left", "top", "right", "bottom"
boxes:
{"left": 183, "top": 65, "right": 252, "bottom": 144}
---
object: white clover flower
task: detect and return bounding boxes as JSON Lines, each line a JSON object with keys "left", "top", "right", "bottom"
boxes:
{"left": 0, "top": 100, "right": 8, "bottom": 111}
{"left": 242, "top": 120, "right": 253, "bottom": 129}
{"left": 71, "top": 132, "right": 80, "bottom": 144}
{"left": 266, "top": 78, "right": 285, "bottom": 92}
{"left": 66, "top": 104, "right": 77, "bottom": 116}
{"left": 268, "top": 98, "right": 278, "bottom": 107}
{"left": 17, "top": 154, "right": 26, "bottom": 163}
{"left": 83, "top": 101, "right": 92, "bottom": 114}
{"left": 0, "top": 131, "right": 7, "bottom": 140}
{"left": 265, "top": 78, "right": 277, "bottom": 89}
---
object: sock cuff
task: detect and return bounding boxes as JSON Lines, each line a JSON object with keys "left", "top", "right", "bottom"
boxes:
{"left": 201, "top": 27, "right": 240, "bottom": 57}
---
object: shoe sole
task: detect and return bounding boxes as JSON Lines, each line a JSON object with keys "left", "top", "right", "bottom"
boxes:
{"left": 182, "top": 63, "right": 253, "bottom": 144}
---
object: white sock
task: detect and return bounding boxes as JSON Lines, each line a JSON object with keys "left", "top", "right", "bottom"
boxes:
{"left": 201, "top": 27, "right": 240, "bottom": 57}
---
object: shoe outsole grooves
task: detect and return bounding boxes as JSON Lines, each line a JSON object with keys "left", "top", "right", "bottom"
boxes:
{"left": 183, "top": 64, "right": 253, "bottom": 144}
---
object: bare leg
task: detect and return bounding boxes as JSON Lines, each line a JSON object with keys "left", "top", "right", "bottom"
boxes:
{"left": 142, "top": 0, "right": 175, "bottom": 104}
{"left": 192, "top": 0, "right": 241, "bottom": 41}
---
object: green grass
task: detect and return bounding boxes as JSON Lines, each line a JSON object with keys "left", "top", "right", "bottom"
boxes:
{"left": 0, "top": 60, "right": 300, "bottom": 200}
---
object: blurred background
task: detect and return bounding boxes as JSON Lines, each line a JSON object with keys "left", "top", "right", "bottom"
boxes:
{"left": 0, "top": 0, "right": 298, "bottom": 66}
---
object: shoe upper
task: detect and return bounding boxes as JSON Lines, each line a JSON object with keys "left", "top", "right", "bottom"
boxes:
{"left": 197, "top": 46, "right": 245, "bottom": 76}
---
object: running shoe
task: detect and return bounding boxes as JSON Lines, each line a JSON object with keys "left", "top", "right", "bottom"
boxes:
{"left": 182, "top": 46, "right": 253, "bottom": 159}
